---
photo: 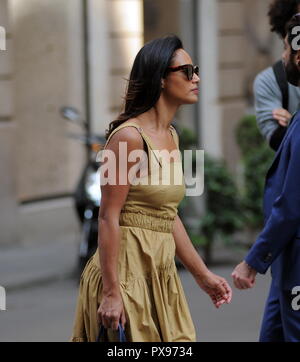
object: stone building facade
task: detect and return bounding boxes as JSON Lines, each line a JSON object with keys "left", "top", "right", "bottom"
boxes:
{"left": 0, "top": 0, "right": 18, "bottom": 245}
{"left": 0, "top": 0, "right": 283, "bottom": 245}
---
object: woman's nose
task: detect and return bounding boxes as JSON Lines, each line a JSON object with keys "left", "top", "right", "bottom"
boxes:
{"left": 193, "top": 74, "right": 200, "bottom": 83}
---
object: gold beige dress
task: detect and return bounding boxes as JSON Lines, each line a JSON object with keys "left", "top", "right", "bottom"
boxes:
{"left": 71, "top": 122, "right": 196, "bottom": 342}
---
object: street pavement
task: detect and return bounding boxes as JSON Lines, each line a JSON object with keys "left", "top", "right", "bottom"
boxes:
{"left": 182, "top": 266, "right": 271, "bottom": 342}
{"left": 0, "top": 235, "right": 78, "bottom": 291}
{"left": 0, "top": 234, "right": 271, "bottom": 341}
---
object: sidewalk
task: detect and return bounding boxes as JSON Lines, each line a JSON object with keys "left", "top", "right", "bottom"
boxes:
{"left": 0, "top": 235, "right": 78, "bottom": 291}
{"left": 0, "top": 237, "right": 246, "bottom": 292}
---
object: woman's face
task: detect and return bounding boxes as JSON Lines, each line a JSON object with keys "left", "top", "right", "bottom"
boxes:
{"left": 162, "top": 48, "right": 200, "bottom": 105}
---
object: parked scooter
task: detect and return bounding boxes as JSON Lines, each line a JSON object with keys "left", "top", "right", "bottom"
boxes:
{"left": 60, "top": 106, "right": 106, "bottom": 277}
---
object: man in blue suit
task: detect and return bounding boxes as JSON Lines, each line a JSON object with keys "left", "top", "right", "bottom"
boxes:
{"left": 232, "top": 14, "right": 300, "bottom": 342}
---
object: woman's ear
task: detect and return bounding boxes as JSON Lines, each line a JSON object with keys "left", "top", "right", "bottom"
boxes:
{"left": 161, "top": 79, "right": 165, "bottom": 89}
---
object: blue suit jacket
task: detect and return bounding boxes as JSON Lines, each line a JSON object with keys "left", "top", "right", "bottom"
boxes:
{"left": 245, "top": 111, "right": 300, "bottom": 290}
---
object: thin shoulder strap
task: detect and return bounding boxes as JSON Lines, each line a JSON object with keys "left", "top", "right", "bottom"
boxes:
{"left": 98, "top": 122, "right": 178, "bottom": 167}
{"left": 273, "top": 60, "right": 289, "bottom": 110}
{"left": 96, "top": 123, "right": 140, "bottom": 162}
{"left": 102, "top": 122, "right": 155, "bottom": 149}
{"left": 103, "top": 121, "right": 176, "bottom": 149}
{"left": 127, "top": 122, "right": 179, "bottom": 167}
{"left": 169, "top": 124, "right": 179, "bottom": 149}
{"left": 128, "top": 122, "right": 177, "bottom": 151}
{"left": 97, "top": 122, "right": 162, "bottom": 166}
{"left": 121, "top": 122, "right": 158, "bottom": 151}
{"left": 130, "top": 123, "right": 178, "bottom": 167}
{"left": 123, "top": 123, "right": 162, "bottom": 167}
{"left": 100, "top": 123, "right": 132, "bottom": 150}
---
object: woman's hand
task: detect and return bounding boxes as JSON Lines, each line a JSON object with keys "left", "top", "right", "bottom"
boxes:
{"left": 97, "top": 292, "right": 126, "bottom": 330}
{"left": 196, "top": 270, "right": 232, "bottom": 308}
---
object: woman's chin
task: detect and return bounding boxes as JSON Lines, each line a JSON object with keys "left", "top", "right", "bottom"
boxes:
{"left": 186, "top": 95, "right": 199, "bottom": 104}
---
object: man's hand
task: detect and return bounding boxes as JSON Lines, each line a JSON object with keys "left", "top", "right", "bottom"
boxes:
{"left": 231, "top": 261, "right": 257, "bottom": 290}
{"left": 272, "top": 108, "right": 292, "bottom": 127}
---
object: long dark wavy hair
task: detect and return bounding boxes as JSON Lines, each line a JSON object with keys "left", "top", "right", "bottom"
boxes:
{"left": 105, "top": 35, "right": 183, "bottom": 140}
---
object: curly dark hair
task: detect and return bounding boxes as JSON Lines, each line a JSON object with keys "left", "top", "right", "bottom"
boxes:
{"left": 268, "top": 0, "right": 300, "bottom": 38}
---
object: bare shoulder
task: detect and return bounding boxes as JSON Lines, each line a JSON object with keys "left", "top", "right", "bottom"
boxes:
{"left": 105, "top": 122, "right": 144, "bottom": 152}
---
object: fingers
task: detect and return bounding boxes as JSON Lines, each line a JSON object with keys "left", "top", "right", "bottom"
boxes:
{"left": 98, "top": 310, "right": 119, "bottom": 330}
{"left": 223, "top": 281, "right": 233, "bottom": 303}
{"left": 103, "top": 312, "right": 120, "bottom": 330}
{"left": 273, "top": 114, "right": 288, "bottom": 126}
{"left": 102, "top": 311, "right": 113, "bottom": 329}
{"left": 216, "top": 279, "right": 232, "bottom": 302}
{"left": 272, "top": 108, "right": 291, "bottom": 126}
{"left": 208, "top": 292, "right": 222, "bottom": 309}
{"left": 212, "top": 295, "right": 228, "bottom": 309}
{"left": 278, "top": 118, "right": 289, "bottom": 127}
{"left": 231, "top": 261, "right": 256, "bottom": 291}
{"left": 97, "top": 308, "right": 102, "bottom": 326}
{"left": 209, "top": 279, "right": 233, "bottom": 308}
{"left": 273, "top": 108, "right": 291, "bottom": 118}
{"left": 250, "top": 275, "right": 256, "bottom": 286}
{"left": 215, "top": 299, "right": 226, "bottom": 308}
{"left": 198, "top": 273, "right": 233, "bottom": 308}
{"left": 215, "top": 279, "right": 227, "bottom": 296}
{"left": 98, "top": 308, "right": 126, "bottom": 331}
{"left": 121, "top": 309, "right": 127, "bottom": 330}
{"left": 231, "top": 271, "right": 254, "bottom": 290}
{"left": 111, "top": 311, "right": 121, "bottom": 331}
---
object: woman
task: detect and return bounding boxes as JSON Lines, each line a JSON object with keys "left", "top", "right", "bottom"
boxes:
{"left": 71, "top": 35, "right": 232, "bottom": 342}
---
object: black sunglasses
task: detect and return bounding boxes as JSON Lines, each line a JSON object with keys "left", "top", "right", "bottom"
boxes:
{"left": 167, "top": 64, "right": 199, "bottom": 81}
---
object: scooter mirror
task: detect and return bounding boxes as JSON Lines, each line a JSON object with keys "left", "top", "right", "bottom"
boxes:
{"left": 60, "top": 106, "right": 81, "bottom": 122}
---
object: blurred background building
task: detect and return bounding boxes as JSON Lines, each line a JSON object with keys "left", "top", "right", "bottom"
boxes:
{"left": 0, "top": 0, "right": 283, "bottom": 247}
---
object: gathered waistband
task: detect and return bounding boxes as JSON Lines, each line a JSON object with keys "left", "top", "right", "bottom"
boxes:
{"left": 119, "top": 211, "right": 175, "bottom": 233}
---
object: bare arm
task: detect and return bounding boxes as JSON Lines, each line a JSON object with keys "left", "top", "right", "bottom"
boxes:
{"left": 98, "top": 214, "right": 122, "bottom": 295}
{"left": 172, "top": 214, "right": 208, "bottom": 278}
{"left": 97, "top": 127, "right": 144, "bottom": 329}
{"left": 172, "top": 214, "right": 232, "bottom": 308}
